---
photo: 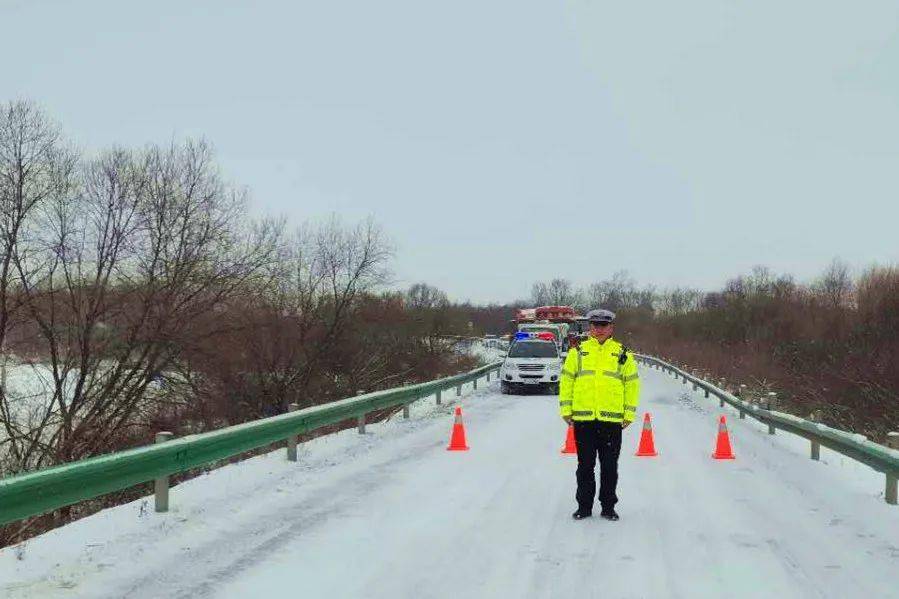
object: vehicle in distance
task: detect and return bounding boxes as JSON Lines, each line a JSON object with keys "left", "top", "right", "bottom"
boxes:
{"left": 500, "top": 333, "right": 562, "bottom": 395}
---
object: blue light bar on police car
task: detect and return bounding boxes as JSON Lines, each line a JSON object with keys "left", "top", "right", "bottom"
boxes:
{"left": 515, "top": 331, "right": 555, "bottom": 341}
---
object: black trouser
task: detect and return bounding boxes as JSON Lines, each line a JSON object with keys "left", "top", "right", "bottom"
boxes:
{"left": 574, "top": 420, "right": 622, "bottom": 513}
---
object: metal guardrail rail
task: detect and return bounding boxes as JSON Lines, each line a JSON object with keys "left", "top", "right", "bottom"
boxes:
{"left": 0, "top": 361, "right": 503, "bottom": 526}
{"left": 636, "top": 354, "right": 899, "bottom": 505}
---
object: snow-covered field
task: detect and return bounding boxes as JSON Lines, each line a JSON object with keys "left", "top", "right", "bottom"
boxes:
{"left": 0, "top": 359, "right": 167, "bottom": 459}
{"left": 2, "top": 368, "right": 898, "bottom": 598}
{"left": 2, "top": 360, "right": 60, "bottom": 423}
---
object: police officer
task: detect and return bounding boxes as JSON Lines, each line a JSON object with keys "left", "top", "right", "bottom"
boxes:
{"left": 559, "top": 309, "right": 640, "bottom": 521}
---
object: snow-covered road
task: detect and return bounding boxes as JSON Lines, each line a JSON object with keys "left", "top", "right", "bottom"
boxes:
{"left": 3, "top": 368, "right": 898, "bottom": 598}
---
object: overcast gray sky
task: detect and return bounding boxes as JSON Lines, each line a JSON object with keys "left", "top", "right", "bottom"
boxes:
{"left": 3, "top": 0, "right": 898, "bottom": 303}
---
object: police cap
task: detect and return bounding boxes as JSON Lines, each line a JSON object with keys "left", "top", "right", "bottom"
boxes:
{"left": 586, "top": 308, "right": 616, "bottom": 324}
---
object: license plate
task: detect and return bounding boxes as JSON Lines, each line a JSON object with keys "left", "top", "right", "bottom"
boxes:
{"left": 523, "top": 379, "right": 540, "bottom": 385}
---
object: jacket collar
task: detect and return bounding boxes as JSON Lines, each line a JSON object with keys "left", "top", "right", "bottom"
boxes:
{"left": 581, "top": 336, "right": 619, "bottom": 351}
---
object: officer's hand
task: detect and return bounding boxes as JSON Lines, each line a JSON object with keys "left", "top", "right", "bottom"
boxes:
{"left": 621, "top": 420, "right": 633, "bottom": 429}
{"left": 563, "top": 416, "right": 572, "bottom": 425}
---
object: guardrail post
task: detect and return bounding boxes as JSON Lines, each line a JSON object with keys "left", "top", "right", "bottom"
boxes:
{"left": 154, "top": 432, "right": 174, "bottom": 513}
{"left": 704, "top": 388, "right": 709, "bottom": 398}
{"left": 768, "top": 421, "right": 776, "bottom": 435}
{"left": 719, "top": 397, "right": 725, "bottom": 408}
{"left": 456, "top": 384, "right": 462, "bottom": 397}
{"left": 739, "top": 409, "right": 746, "bottom": 419}
{"left": 486, "top": 371, "right": 491, "bottom": 382}
{"left": 403, "top": 403, "right": 410, "bottom": 419}
{"left": 286, "top": 403, "right": 299, "bottom": 462}
{"left": 885, "top": 473, "right": 898, "bottom": 505}
{"left": 810, "top": 440, "right": 820, "bottom": 461}
{"left": 693, "top": 382, "right": 698, "bottom": 391}
{"left": 887, "top": 432, "right": 899, "bottom": 450}
{"left": 886, "top": 433, "right": 899, "bottom": 505}
{"left": 436, "top": 390, "right": 442, "bottom": 405}
{"left": 358, "top": 414, "right": 366, "bottom": 434}
{"left": 473, "top": 377, "right": 478, "bottom": 390}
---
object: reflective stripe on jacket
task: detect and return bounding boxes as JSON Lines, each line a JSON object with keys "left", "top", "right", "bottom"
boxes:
{"left": 558, "top": 337, "right": 640, "bottom": 423}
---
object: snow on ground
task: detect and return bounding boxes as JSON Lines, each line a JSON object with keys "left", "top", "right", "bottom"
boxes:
{"left": 2, "top": 368, "right": 898, "bottom": 598}
{"left": 2, "top": 360, "right": 58, "bottom": 422}
{"left": 0, "top": 359, "right": 169, "bottom": 455}
{"left": 466, "top": 339, "right": 506, "bottom": 365}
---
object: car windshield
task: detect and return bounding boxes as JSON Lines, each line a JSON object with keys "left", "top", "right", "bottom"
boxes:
{"left": 509, "top": 341, "right": 558, "bottom": 358}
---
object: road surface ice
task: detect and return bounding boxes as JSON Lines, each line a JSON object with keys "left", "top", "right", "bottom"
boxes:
{"left": 2, "top": 368, "right": 898, "bottom": 598}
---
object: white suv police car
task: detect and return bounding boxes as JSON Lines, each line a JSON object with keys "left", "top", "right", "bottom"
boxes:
{"left": 500, "top": 333, "right": 562, "bottom": 395}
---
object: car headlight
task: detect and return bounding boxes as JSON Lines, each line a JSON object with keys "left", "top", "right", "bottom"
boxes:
{"left": 503, "top": 362, "right": 516, "bottom": 371}
{"left": 549, "top": 363, "right": 561, "bottom": 372}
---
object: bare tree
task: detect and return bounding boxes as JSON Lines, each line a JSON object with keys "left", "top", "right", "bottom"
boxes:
{"left": 0, "top": 100, "right": 78, "bottom": 472}
{"left": 0, "top": 101, "right": 68, "bottom": 377}
{"left": 406, "top": 282, "right": 448, "bottom": 310}
{"left": 532, "top": 278, "right": 580, "bottom": 306}
{"left": 814, "top": 258, "right": 853, "bottom": 309}
{"left": 297, "top": 216, "right": 393, "bottom": 395}
{"left": 585, "top": 271, "right": 638, "bottom": 311}
{"left": 3, "top": 140, "right": 277, "bottom": 472}
{"left": 531, "top": 281, "right": 549, "bottom": 305}
{"left": 548, "top": 278, "right": 579, "bottom": 306}
{"left": 404, "top": 283, "right": 468, "bottom": 354}
{"left": 660, "top": 287, "right": 703, "bottom": 315}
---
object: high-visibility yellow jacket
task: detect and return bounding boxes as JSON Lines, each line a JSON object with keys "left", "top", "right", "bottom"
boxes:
{"left": 559, "top": 337, "right": 640, "bottom": 423}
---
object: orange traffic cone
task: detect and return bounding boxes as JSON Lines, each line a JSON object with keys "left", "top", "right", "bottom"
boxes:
{"left": 561, "top": 425, "right": 577, "bottom": 454}
{"left": 712, "top": 415, "right": 736, "bottom": 459}
{"left": 635, "top": 413, "right": 659, "bottom": 457}
{"left": 447, "top": 406, "right": 469, "bottom": 451}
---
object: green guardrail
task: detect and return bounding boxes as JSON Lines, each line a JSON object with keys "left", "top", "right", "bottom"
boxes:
{"left": 635, "top": 354, "right": 899, "bottom": 505}
{"left": 0, "top": 361, "right": 503, "bottom": 526}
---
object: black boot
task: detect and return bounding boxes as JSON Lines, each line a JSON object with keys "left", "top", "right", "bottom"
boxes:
{"left": 572, "top": 509, "right": 592, "bottom": 520}
{"left": 600, "top": 508, "right": 619, "bottom": 521}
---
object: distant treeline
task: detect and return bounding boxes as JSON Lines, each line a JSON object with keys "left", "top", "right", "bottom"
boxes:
{"left": 518, "top": 265, "right": 899, "bottom": 444}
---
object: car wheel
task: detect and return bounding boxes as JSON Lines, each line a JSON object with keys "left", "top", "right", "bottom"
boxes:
{"left": 500, "top": 381, "right": 510, "bottom": 395}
